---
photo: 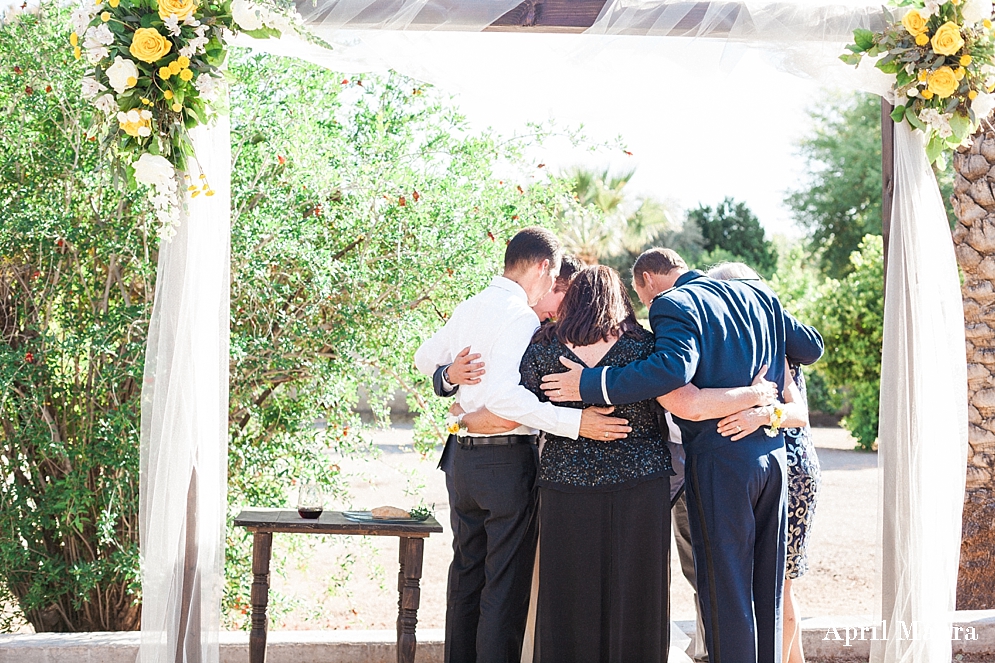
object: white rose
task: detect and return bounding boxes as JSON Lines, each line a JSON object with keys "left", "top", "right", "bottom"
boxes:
{"left": 81, "top": 76, "right": 105, "bottom": 100}
{"left": 963, "top": 0, "right": 993, "bottom": 23}
{"left": 231, "top": 0, "right": 263, "bottom": 31}
{"left": 973, "top": 91, "right": 995, "bottom": 121}
{"left": 106, "top": 56, "right": 139, "bottom": 95}
{"left": 133, "top": 153, "right": 175, "bottom": 188}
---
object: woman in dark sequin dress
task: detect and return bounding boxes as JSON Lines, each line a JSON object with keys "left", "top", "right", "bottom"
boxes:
{"left": 518, "top": 266, "right": 671, "bottom": 663}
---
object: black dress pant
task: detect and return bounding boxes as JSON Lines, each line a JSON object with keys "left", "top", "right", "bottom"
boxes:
{"left": 445, "top": 441, "right": 539, "bottom": 663}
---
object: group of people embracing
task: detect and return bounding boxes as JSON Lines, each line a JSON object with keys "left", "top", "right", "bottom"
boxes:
{"left": 415, "top": 226, "right": 825, "bottom": 663}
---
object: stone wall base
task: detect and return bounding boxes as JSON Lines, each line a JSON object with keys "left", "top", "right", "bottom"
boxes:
{"left": 0, "top": 613, "right": 992, "bottom": 663}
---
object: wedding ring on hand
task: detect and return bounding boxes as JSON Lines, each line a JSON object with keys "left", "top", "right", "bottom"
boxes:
{"left": 736, "top": 425, "right": 742, "bottom": 432}
{"left": 604, "top": 432, "right": 610, "bottom": 439}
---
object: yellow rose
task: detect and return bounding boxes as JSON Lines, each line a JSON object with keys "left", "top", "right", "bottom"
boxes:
{"left": 157, "top": 0, "right": 195, "bottom": 20}
{"left": 928, "top": 66, "right": 960, "bottom": 98}
{"left": 961, "top": 54, "right": 973, "bottom": 66}
{"left": 902, "top": 9, "right": 929, "bottom": 36}
{"left": 916, "top": 33, "right": 930, "bottom": 46}
{"left": 130, "top": 27, "right": 171, "bottom": 63}
{"left": 931, "top": 21, "right": 965, "bottom": 56}
{"left": 179, "top": 68, "right": 193, "bottom": 81}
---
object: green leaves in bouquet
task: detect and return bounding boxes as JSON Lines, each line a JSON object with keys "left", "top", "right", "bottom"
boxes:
{"left": 853, "top": 27, "right": 876, "bottom": 52}
{"left": 241, "top": 25, "right": 282, "bottom": 39}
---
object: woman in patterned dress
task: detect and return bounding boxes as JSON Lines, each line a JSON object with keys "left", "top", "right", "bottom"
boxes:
{"left": 708, "top": 262, "right": 821, "bottom": 663}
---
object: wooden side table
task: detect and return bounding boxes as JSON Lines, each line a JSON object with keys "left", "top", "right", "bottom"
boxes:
{"left": 234, "top": 509, "right": 443, "bottom": 663}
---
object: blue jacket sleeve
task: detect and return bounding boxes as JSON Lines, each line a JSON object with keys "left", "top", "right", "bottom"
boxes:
{"left": 784, "top": 312, "right": 824, "bottom": 366}
{"left": 579, "top": 297, "right": 700, "bottom": 405}
{"left": 432, "top": 364, "right": 458, "bottom": 398}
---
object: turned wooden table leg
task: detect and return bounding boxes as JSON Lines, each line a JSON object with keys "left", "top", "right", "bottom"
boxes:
{"left": 249, "top": 531, "right": 273, "bottom": 663}
{"left": 396, "top": 536, "right": 424, "bottom": 663}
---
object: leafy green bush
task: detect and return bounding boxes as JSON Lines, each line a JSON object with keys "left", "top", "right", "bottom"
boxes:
{"left": 1, "top": 7, "right": 571, "bottom": 631}
{"left": 0, "top": 6, "right": 149, "bottom": 632}
{"left": 221, "top": 50, "right": 568, "bottom": 626}
{"left": 805, "top": 236, "right": 884, "bottom": 449}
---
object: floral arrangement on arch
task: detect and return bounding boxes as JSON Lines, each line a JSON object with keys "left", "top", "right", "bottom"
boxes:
{"left": 843, "top": 0, "right": 995, "bottom": 164}
{"left": 72, "top": 0, "right": 303, "bottom": 237}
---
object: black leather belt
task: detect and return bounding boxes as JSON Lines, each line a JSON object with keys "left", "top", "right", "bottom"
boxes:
{"left": 457, "top": 434, "right": 537, "bottom": 448}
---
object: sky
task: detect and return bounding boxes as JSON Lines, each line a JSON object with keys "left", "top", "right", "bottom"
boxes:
{"left": 316, "top": 31, "right": 839, "bottom": 239}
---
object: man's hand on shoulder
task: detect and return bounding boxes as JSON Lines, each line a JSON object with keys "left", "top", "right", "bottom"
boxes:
{"left": 579, "top": 406, "right": 631, "bottom": 441}
{"left": 447, "top": 346, "right": 485, "bottom": 386}
{"left": 541, "top": 356, "right": 584, "bottom": 402}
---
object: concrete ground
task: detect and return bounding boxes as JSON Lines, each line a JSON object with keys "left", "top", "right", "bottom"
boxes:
{"left": 265, "top": 426, "right": 879, "bottom": 631}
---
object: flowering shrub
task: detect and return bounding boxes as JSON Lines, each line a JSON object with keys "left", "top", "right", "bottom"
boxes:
{"left": 72, "top": 0, "right": 302, "bottom": 237}
{"left": 843, "top": 0, "right": 995, "bottom": 164}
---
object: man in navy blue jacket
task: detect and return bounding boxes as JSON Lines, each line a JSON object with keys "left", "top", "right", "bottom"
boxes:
{"left": 541, "top": 248, "right": 823, "bottom": 663}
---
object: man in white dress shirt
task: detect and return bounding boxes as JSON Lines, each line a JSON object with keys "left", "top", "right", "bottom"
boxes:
{"left": 415, "top": 227, "right": 630, "bottom": 663}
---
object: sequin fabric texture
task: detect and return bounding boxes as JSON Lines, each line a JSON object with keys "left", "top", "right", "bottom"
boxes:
{"left": 784, "top": 364, "right": 822, "bottom": 579}
{"left": 519, "top": 328, "right": 673, "bottom": 492}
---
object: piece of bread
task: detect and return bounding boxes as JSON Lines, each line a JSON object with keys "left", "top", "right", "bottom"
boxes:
{"left": 372, "top": 506, "right": 410, "bottom": 519}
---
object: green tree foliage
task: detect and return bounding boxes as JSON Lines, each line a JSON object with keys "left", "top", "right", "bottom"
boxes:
{"left": 1, "top": 8, "right": 571, "bottom": 631}
{"left": 685, "top": 197, "right": 778, "bottom": 277}
{"left": 0, "top": 7, "right": 149, "bottom": 633}
{"left": 786, "top": 93, "right": 883, "bottom": 279}
{"left": 221, "top": 52, "right": 569, "bottom": 626}
{"left": 805, "top": 236, "right": 884, "bottom": 449}
{"left": 556, "top": 167, "right": 676, "bottom": 265}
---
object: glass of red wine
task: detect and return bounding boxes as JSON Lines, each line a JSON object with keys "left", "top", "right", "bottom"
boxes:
{"left": 297, "top": 481, "right": 324, "bottom": 519}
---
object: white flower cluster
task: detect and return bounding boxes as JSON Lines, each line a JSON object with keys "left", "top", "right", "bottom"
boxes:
{"left": 919, "top": 108, "right": 955, "bottom": 138}
{"left": 194, "top": 73, "right": 224, "bottom": 102}
{"left": 70, "top": 4, "right": 97, "bottom": 36}
{"left": 82, "top": 22, "right": 113, "bottom": 64}
{"left": 133, "top": 154, "right": 181, "bottom": 240}
{"left": 230, "top": 0, "right": 300, "bottom": 34}
{"left": 963, "top": 0, "right": 994, "bottom": 24}
{"left": 180, "top": 17, "right": 211, "bottom": 58}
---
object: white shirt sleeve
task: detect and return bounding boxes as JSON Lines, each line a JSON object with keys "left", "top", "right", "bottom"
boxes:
{"left": 483, "top": 313, "right": 582, "bottom": 440}
{"left": 414, "top": 311, "right": 455, "bottom": 377}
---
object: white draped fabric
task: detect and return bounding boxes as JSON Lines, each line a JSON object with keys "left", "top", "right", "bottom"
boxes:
{"left": 138, "top": 3, "right": 970, "bottom": 662}
{"left": 873, "top": 122, "right": 969, "bottom": 662}
{"left": 139, "top": 119, "right": 231, "bottom": 663}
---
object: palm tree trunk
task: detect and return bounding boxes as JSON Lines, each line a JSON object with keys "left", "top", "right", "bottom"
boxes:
{"left": 951, "top": 129, "right": 995, "bottom": 610}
